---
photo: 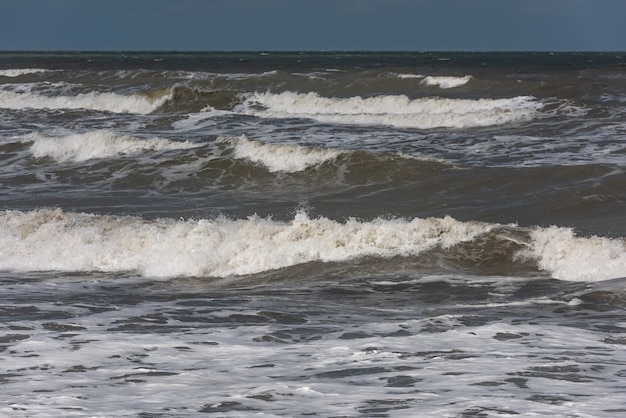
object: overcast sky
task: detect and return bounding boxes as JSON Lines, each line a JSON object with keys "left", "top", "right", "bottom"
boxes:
{"left": 1, "top": 0, "right": 625, "bottom": 51}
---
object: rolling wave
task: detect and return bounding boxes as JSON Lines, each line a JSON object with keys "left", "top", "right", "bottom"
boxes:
{"left": 0, "top": 68, "right": 49, "bottom": 77}
{"left": 0, "top": 87, "right": 171, "bottom": 114}
{"left": 1, "top": 208, "right": 624, "bottom": 282}
{"left": 25, "top": 130, "right": 198, "bottom": 163}
{"left": 19, "top": 131, "right": 341, "bottom": 172}
{"left": 421, "top": 75, "right": 473, "bottom": 89}
{"left": 237, "top": 91, "right": 543, "bottom": 129}
{"left": 0, "top": 209, "right": 495, "bottom": 278}
{"left": 218, "top": 135, "right": 343, "bottom": 173}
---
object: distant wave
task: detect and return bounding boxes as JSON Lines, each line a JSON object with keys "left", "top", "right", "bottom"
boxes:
{"left": 396, "top": 74, "right": 472, "bottom": 89}
{"left": 0, "top": 68, "right": 49, "bottom": 77}
{"left": 218, "top": 135, "right": 343, "bottom": 172}
{"left": 1, "top": 208, "right": 624, "bottom": 281}
{"left": 0, "top": 87, "right": 171, "bottom": 114}
{"left": 238, "top": 91, "right": 543, "bottom": 129}
{"left": 421, "top": 75, "right": 473, "bottom": 89}
{"left": 25, "top": 130, "right": 198, "bottom": 163}
{"left": 396, "top": 73, "right": 424, "bottom": 79}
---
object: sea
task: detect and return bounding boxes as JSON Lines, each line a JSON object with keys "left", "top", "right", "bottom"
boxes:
{"left": 1, "top": 51, "right": 626, "bottom": 417}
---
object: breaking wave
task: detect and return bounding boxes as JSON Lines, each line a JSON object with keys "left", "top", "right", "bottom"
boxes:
{"left": 238, "top": 91, "right": 543, "bottom": 129}
{"left": 520, "top": 226, "right": 626, "bottom": 282}
{"left": 218, "top": 135, "right": 343, "bottom": 172}
{"left": 2, "top": 209, "right": 625, "bottom": 282}
{"left": 0, "top": 88, "right": 171, "bottom": 114}
{"left": 26, "top": 130, "right": 198, "bottom": 163}
{"left": 421, "top": 75, "right": 473, "bottom": 89}
{"left": 0, "top": 68, "right": 49, "bottom": 77}
{"left": 0, "top": 209, "right": 493, "bottom": 278}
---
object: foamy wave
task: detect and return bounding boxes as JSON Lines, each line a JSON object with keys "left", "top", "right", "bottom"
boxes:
{"left": 26, "top": 130, "right": 198, "bottom": 163}
{"left": 0, "top": 68, "right": 49, "bottom": 77}
{"left": 421, "top": 75, "right": 472, "bottom": 89}
{"left": 218, "top": 135, "right": 343, "bottom": 172}
{"left": 3, "top": 208, "right": 626, "bottom": 281}
{"left": 239, "top": 91, "right": 542, "bottom": 129}
{"left": 0, "top": 209, "right": 492, "bottom": 278}
{"left": 0, "top": 89, "right": 170, "bottom": 114}
{"left": 519, "top": 226, "right": 626, "bottom": 282}
{"left": 397, "top": 73, "right": 424, "bottom": 79}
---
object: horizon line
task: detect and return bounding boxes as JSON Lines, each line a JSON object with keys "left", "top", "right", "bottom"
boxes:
{"left": 1, "top": 49, "right": 625, "bottom": 54}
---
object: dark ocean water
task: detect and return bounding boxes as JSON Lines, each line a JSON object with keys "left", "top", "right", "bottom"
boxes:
{"left": 2, "top": 51, "right": 626, "bottom": 417}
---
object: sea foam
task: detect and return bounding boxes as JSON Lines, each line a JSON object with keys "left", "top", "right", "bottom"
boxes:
{"left": 218, "top": 135, "right": 343, "bottom": 172}
{"left": 239, "top": 91, "right": 542, "bottom": 129}
{"left": 26, "top": 130, "right": 198, "bottom": 163}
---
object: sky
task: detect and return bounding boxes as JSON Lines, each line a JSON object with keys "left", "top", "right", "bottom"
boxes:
{"left": 1, "top": 0, "right": 625, "bottom": 51}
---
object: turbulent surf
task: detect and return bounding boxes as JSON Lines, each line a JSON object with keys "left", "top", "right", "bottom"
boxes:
{"left": 2, "top": 51, "right": 626, "bottom": 417}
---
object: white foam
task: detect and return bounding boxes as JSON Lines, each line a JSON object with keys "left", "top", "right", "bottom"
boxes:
{"left": 239, "top": 91, "right": 542, "bottom": 129}
{"left": 0, "top": 68, "right": 49, "bottom": 77}
{"left": 0, "top": 88, "right": 171, "bottom": 114}
{"left": 519, "top": 226, "right": 626, "bottom": 282}
{"left": 4, "top": 301, "right": 619, "bottom": 417}
{"left": 0, "top": 209, "right": 492, "bottom": 278}
{"left": 421, "top": 75, "right": 472, "bottom": 89}
{"left": 397, "top": 73, "right": 424, "bottom": 79}
{"left": 26, "top": 130, "right": 198, "bottom": 163}
{"left": 218, "top": 135, "right": 343, "bottom": 172}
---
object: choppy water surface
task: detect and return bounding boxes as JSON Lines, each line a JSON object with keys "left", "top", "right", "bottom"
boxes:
{"left": 2, "top": 51, "right": 626, "bottom": 416}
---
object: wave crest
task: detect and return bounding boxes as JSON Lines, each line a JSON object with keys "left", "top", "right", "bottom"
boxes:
{"left": 26, "top": 130, "right": 198, "bottom": 163}
{"left": 0, "top": 88, "right": 171, "bottom": 114}
{"left": 0, "top": 68, "right": 49, "bottom": 77}
{"left": 421, "top": 75, "right": 473, "bottom": 89}
{"left": 218, "top": 135, "right": 343, "bottom": 172}
{"left": 0, "top": 209, "right": 492, "bottom": 278}
{"left": 2, "top": 209, "right": 626, "bottom": 281}
{"left": 239, "top": 91, "right": 542, "bottom": 129}
{"left": 520, "top": 226, "right": 626, "bottom": 282}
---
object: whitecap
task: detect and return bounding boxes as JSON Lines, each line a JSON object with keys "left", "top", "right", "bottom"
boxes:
{"left": 421, "top": 75, "right": 473, "bottom": 89}
{"left": 397, "top": 73, "right": 424, "bottom": 79}
{"left": 0, "top": 68, "right": 49, "bottom": 77}
{"left": 518, "top": 226, "right": 626, "bottom": 282}
{"left": 218, "top": 135, "right": 343, "bottom": 172}
{"left": 26, "top": 130, "right": 198, "bottom": 163}
{"left": 0, "top": 88, "right": 171, "bottom": 114}
{"left": 0, "top": 209, "right": 493, "bottom": 278}
{"left": 238, "top": 91, "right": 542, "bottom": 129}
